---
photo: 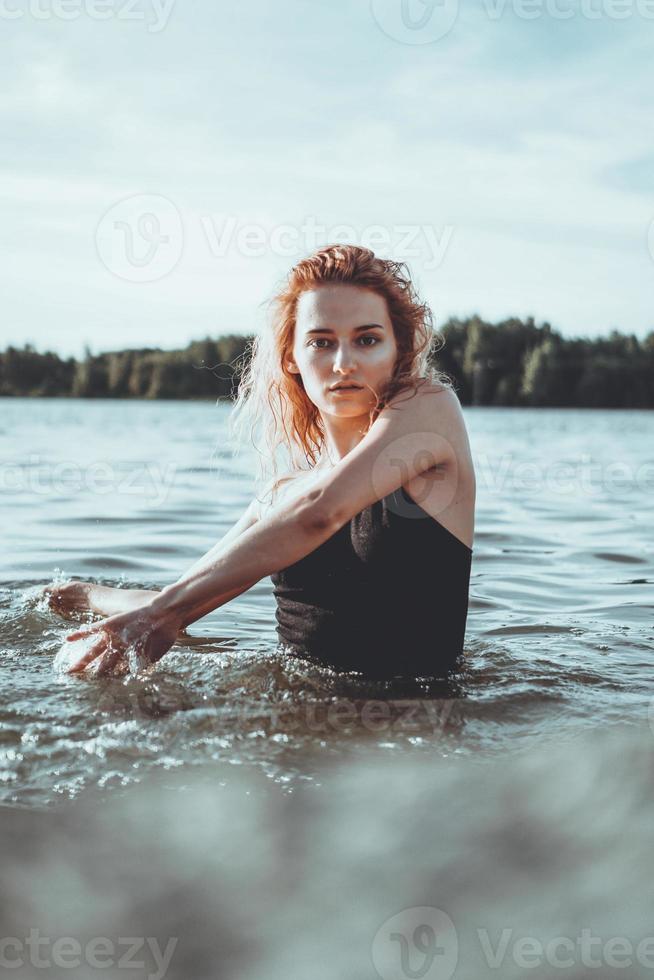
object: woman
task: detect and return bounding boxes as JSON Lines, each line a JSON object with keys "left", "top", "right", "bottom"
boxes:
{"left": 46, "top": 244, "right": 476, "bottom": 679}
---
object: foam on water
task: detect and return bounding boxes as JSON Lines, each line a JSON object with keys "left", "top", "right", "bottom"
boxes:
{"left": 52, "top": 635, "right": 99, "bottom": 674}
{"left": 53, "top": 635, "right": 152, "bottom": 677}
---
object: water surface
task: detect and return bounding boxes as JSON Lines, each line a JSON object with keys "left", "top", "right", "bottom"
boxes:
{"left": 2, "top": 399, "right": 652, "bottom": 808}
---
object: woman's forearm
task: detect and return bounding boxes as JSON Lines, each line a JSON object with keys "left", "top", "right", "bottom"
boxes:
{"left": 99, "top": 587, "right": 161, "bottom": 618}
{"left": 176, "top": 582, "right": 257, "bottom": 630}
{"left": 149, "top": 497, "right": 332, "bottom": 627}
{"left": 176, "top": 538, "right": 232, "bottom": 583}
{"left": 164, "top": 504, "right": 262, "bottom": 626}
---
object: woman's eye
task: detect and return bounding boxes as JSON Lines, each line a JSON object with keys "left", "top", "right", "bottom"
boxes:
{"left": 309, "top": 336, "right": 379, "bottom": 349}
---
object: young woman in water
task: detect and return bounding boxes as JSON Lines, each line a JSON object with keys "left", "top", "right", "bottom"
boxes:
{"left": 45, "top": 244, "right": 476, "bottom": 679}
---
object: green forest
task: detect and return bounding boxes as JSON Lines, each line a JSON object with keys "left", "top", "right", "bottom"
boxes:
{"left": 1, "top": 317, "right": 652, "bottom": 408}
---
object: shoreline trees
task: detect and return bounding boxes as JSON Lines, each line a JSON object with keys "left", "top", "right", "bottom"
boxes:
{"left": 1, "top": 320, "right": 652, "bottom": 408}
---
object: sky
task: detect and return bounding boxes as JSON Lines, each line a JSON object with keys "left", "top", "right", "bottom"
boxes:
{"left": 1, "top": 0, "right": 653, "bottom": 358}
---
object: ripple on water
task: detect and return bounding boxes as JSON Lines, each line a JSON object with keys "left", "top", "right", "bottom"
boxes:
{"left": 2, "top": 405, "right": 654, "bottom": 806}
{"left": 482, "top": 623, "right": 581, "bottom": 637}
{"left": 593, "top": 552, "right": 648, "bottom": 564}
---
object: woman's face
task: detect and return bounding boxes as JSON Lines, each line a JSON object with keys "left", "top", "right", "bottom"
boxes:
{"left": 288, "top": 284, "right": 398, "bottom": 418}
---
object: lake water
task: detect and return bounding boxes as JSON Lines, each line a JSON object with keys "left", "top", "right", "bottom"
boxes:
{"left": 1, "top": 399, "right": 653, "bottom": 979}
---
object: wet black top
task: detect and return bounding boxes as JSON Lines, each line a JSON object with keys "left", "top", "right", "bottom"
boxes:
{"left": 270, "top": 485, "right": 473, "bottom": 679}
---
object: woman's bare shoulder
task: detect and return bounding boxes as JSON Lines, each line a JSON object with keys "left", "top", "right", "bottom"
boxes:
{"left": 385, "top": 380, "right": 473, "bottom": 475}
{"left": 386, "top": 376, "right": 459, "bottom": 406}
{"left": 385, "top": 378, "right": 464, "bottom": 424}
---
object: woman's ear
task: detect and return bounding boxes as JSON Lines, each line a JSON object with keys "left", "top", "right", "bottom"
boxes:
{"left": 286, "top": 360, "right": 300, "bottom": 374}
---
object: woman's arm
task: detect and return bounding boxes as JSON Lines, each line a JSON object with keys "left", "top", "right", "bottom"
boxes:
{"left": 150, "top": 488, "right": 331, "bottom": 626}
{"left": 165, "top": 497, "right": 262, "bottom": 628}
{"left": 45, "top": 499, "right": 263, "bottom": 625}
{"left": 178, "top": 497, "right": 261, "bottom": 579}
{"left": 64, "top": 387, "right": 462, "bottom": 674}
{"left": 63, "top": 480, "right": 305, "bottom": 673}
{"left": 166, "top": 482, "right": 311, "bottom": 628}
{"left": 149, "top": 386, "right": 460, "bottom": 630}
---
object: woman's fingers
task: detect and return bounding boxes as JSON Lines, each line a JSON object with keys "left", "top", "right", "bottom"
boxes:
{"left": 61, "top": 609, "right": 162, "bottom": 677}
{"left": 66, "top": 624, "right": 101, "bottom": 642}
{"left": 67, "top": 637, "right": 107, "bottom": 674}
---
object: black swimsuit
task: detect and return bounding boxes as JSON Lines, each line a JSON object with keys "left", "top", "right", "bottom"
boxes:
{"left": 270, "top": 485, "right": 473, "bottom": 679}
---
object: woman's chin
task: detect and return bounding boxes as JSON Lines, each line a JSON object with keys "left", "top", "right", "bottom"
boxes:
{"left": 320, "top": 402, "right": 372, "bottom": 419}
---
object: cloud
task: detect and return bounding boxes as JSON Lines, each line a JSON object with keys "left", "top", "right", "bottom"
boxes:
{"left": 1, "top": 0, "right": 653, "bottom": 355}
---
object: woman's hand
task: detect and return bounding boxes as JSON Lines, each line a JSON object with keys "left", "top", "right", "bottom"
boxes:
{"left": 64, "top": 603, "right": 182, "bottom": 677}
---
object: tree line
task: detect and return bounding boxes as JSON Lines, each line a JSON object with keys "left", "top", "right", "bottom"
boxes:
{"left": 1, "top": 317, "right": 652, "bottom": 407}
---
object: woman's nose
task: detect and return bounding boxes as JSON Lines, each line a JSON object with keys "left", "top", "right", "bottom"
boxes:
{"left": 333, "top": 345, "right": 357, "bottom": 372}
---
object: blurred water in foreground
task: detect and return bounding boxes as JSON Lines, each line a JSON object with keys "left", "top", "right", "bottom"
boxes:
{"left": 1, "top": 399, "right": 653, "bottom": 978}
{"left": 2, "top": 728, "right": 654, "bottom": 980}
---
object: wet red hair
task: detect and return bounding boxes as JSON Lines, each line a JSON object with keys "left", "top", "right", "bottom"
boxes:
{"left": 230, "top": 244, "right": 451, "bottom": 500}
